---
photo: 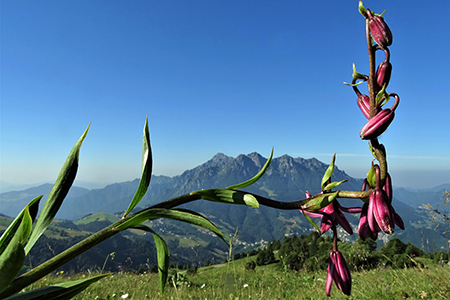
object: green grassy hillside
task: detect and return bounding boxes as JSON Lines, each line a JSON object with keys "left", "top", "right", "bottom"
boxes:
{"left": 22, "top": 255, "right": 450, "bottom": 299}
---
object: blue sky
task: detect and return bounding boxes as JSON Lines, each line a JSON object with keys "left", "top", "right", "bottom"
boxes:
{"left": 1, "top": 1, "right": 449, "bottom": 190}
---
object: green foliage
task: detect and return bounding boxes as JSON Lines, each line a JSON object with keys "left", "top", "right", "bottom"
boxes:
{"left": 25, "top": 125, "right": 90, "bottom": 255}
{"left": 0, "top": 117, "right": 277, "bottom": 299}
{"left": 167, "top": 272, "right": 192, "bottom": 287}
{"left": 3, "top": 274, "right": 109, "bottom": 300}
{"left": 226, "top": 148, "right": 273, "bottom": 190}
{"left": 27, "top": 256, "right": 450, "bottom": 300}
{"left": 245, "top": 260, "right": 256, "bottom": 271}
{"left": 256, "top": 248, "right": 275, "bottom": 266}
{"left": 123, "top": 116, "right": 152, "bottom": 218}
{"left": 0, "top": 206, "right": 32, "bottom": 293}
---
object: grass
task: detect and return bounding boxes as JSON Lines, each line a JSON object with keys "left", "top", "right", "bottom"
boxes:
{"left": 22, "top": 256, "right": 450, "bottom": 299}
{"left": 74, "top": 213, "right": 121, "bottom": 225}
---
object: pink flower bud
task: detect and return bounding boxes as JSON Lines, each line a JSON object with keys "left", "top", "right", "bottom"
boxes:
{"left": 360, "top": 108, "right": 395, "bottom": 140}
{"left": 394, "top": 212, "right": 405, "bottom": 230}
{"left": 383, "top": 172, "right": 393, "bottom": 203}
{"left": 357, "top": 94, "right": 371, "bottom": 119}
{"left": 326, "top": 250, "right": 352, "bottom": 296}
{"left": 368, "top": 188, "right": 395, "bottom": 235}
{"left": 358, "top": 203, "right": 378, "bottom": 240}
{"left": 367, "top": 9, "right": 393, "bottom": 48}
{"left": 375, "top": 61, "right": 392, "bottom": 93}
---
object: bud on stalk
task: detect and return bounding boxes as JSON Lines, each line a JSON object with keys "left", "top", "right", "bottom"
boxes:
{"left": 383, "top": 172, "right": 393, "bottom": 203}
{"left": 375, "top": 61, "right": 392, "bottom": 93}
{"left": 353, "top": 80, "right": 379, "bottom": 119}
{"left": 360, "top": 108, "right": 395, "bottom": 140}
{"left": 327, "top": 250, "right": 352, "bottom": 296}
{"left": 357, "top": 94, "right": 372, "bottom": 119}
{"left": 374, "top": 47, "right": 392, "bottom": 94}
{"left": 358, "top": 203, "right": 378, "bottom": 240}
{"left": 368, "top": 188, "right": 394, "bottom": 234}
{"left": 368, "top": 165, "right": 395, "bottom": 235}
{"left": 367, "top": 9, "right": 393, "bottom": 48}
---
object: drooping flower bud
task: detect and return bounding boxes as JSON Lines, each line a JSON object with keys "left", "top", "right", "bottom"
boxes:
{"left": 374, "top": 47, "right": 392, "bottom": 94}
{"left": 367, "top": 9, "right": 393, "bottom": 48}
{"left": 357, "top": 94, "right": 371, "bottom": 119}
{"left": 358, "top": 203, "right": 378, "bottom": 240}
{"left": 383, "top": 172, "right": 393, "bottom": 203}
{"left": 394, "top": 212, "right": 405, "bottom": 230}
{"left": 368, "top": 165, "right": 395, "bottom": 235}
{"left": 368, "top": 188, "right": 394, "bottom": 234}
{"left": 375, "top": 61, "right": 392, "bottom": 93}
{"left": 380, "top": 171, "right": 405, "bottom": 231}
{"left": 360, "top": 108, "right": 395, "bottom": 140}
{"left": 326, "top": 250, "right": 352, "bottom": 296}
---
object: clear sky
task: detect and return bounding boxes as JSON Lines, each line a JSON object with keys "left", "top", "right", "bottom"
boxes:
{"left": 1, "top": 1, "right": 449, "bottom": 190}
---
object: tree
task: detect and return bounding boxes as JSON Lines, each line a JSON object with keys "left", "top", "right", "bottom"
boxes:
{"left": 256, "top": 248, "right": 275, "bottom": 266}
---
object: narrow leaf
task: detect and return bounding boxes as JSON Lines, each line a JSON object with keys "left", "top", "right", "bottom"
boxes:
{"left": 25, "top": 125, "right": 89, "bottom": 254}
{"left": 301, "top": 209, "right": 321, "bottom": 233}
{"left": 151, "top": 231, "right": 169, "bottom": 294}
{"left": 321, "top": 154, "right": 336, "bottom": 191}
{"left": 115, "top": 208, "right": 229, "bottom": 244}
{"left": 191, "top": 189, "right": 259, "bottom": 208}
{"left": 226, "top": 148, "right": 273, "bottom": 190}
{"left": 3, "top": 273, "right": 109, "bottom": 300}
{"left": 0, "top": 207, "right": 32, "bottom": 293}
{"left": 323, "top": 180, "right": 348, "bottom": 191}
{"left": 123, "top": 116, "right": 153, "bottom": 217}
{"left": 0, "top": 196, "right": 42, "bottom": 256}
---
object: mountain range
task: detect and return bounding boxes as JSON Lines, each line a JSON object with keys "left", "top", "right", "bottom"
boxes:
{"left": 1, "top": 152, "right": 449, "bottom": 252}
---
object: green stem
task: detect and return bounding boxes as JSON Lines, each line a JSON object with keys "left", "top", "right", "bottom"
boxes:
{"left": 0, "top": 189, "right": 370, "bottom": 298}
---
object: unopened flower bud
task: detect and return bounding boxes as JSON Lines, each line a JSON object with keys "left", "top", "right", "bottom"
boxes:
{"left": 327, "top": 250, "right": 352, "bottom": 296}
{"left": 383, "top": 172, "right": 393, "bottom": 203}
{"left": 367, "top": 9, "right": 393, "bottom": 48}
{"left": 358, "top": 203, "right": 378, "bottom": 240}
{"left": 369, "top": 188, "right": 394, "bottom": 234}
{"left": 394, "top": 212, "right": 405, "bottom": 230}
{"left": 357, "top": 94, "right": 371, "bottom": 119}
{"left": 360, "top": 108, "right": 395, "bottom": 140}
{"left": 375, "top": 61, "right": 392, "bottom": 93}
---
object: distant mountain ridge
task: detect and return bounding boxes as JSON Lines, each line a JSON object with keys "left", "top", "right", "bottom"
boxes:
{"left": 1, "top": 152, "right": 449, "bottom": 250}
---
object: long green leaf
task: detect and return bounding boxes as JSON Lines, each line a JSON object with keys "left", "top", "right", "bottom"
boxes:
{"left": 151, "top": 230, "right": 169, "bottom": 295}
{"left": 123, "top": 116, "right": 152, "bottom": 217}
{"left": 3, "top": 274, "right": 109, "bottom": 300}
{"left": 25, "top": 125, "right": 90, "bottom": 255}
{"left": 323, "top": 180, "right": 348, "bottom": 191}
{"left": 191, "top": 189, "right": 259, "bottom": 208}
{"left": 301, "top": 209, "right": 321, "bottom": 233}
{"left": 0, "top": 196, "right": 42, "bottom": 256}
{"left": 119, "top": 224, "right": 169, "bottom": 293}
{"left": 0, "top": 207, "right": 32, "bottom": 293}
{"left": 321, "top": 154, "right": 336, "bottom": 191}
{"left": 226, "top": 148, "right": 273, "bottom": 190}
{"left": 115, "top": 208, "right": 229, "bottom": 244}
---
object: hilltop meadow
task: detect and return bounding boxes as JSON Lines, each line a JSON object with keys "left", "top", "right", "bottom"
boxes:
{"left": 21, "top": 236, "right": 450, "bottom": 300}
{"left": 23, "top": 256, "right": 450, "bottom": 300}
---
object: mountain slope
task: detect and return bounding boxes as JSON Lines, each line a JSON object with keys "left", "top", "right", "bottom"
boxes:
{"left": 1, "top": 152, "right": 448, "bottom": 251}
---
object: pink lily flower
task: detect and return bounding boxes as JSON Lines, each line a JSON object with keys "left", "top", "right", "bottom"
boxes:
{"left": 303, "top": 191, "right": 362, "bottom": 235}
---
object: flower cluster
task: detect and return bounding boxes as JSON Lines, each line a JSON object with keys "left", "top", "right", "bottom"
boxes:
{"left": 301, "top": 2, "right": 405, "bottom": 297}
